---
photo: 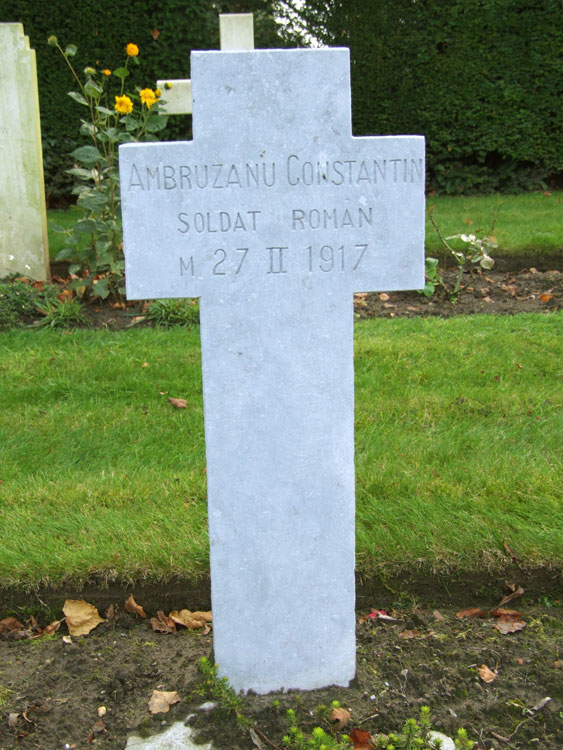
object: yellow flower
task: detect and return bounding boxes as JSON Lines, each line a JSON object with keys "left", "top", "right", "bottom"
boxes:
{"left": 140, "top": 88, "right": 157, "bottom": 108}
{"left": 115, "top": 94, "right": 133, "bottom": 114}
{"left": 155, "top": 88, "right": 162, "bottom": 98}
{"left": 126, "top": 43, "right": 139, "bottom": 57}
{"left": 103, "top": 69, "right": 111, "bottom": 76}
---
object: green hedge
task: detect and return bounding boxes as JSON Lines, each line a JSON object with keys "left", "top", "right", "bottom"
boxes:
{"left": 283, "top": 0, "right": 563, "bottom": 193}
{"left": 0, "top": 0, "right": 285, "bottom": 205}
{"left": 2, "top": 0, "right": 562, "bottom": 197}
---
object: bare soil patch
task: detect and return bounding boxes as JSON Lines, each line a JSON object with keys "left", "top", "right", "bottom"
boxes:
{"left": 1, "top": 588, "right": 561, "bottom": 750}
{"left": 46, "top": 264, "right": 562, "bottom": 330}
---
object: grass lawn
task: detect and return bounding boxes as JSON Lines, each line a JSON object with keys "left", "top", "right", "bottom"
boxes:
{"left": 1, "top": 313, "right": 561, "bottom": 588}
{"left": 424, "top": 190, "right": 563, "bottom": 259}
{"left": 47, "top": 191, "right": 563, "bottom": 262}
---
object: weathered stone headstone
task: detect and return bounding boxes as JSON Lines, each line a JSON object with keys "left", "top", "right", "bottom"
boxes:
{"left": 157, "top": 13, "right": 254, "bottom": 116}
{"left": 0, "top": 24, "right": 50, "bottom": 281}
{"left": 119, "top": 48, "right": 424, "bottom": 693}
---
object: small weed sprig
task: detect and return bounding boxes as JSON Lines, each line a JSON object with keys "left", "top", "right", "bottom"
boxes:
{"left": 371, "top": 706, "right": 474, "bottom": 749}
{"left": 197, "top": 657, "right": 249, "bottom": 728}
{"left": 145, "top": 298, "right": 200, "bottom": 327}
{"left": 424, "top": 206, "right": 497, "bottom": 301}
{"left": 35, "top": 297, "right": 88, "bottom": 328}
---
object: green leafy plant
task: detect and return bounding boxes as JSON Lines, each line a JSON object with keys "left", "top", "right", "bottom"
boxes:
{"left": 0, "top": 279, "right": 61, "bottom": 328}
{"left": 425, "top": 207, "right": 497, "bottom": 300}
{"left": 0, "top": 280, "right": 39, "bottom": 328}
{"left": 145, "top": 298, "right": 200, "bottom": 327}
{"left": 282, "top": 706, "right": 351, "bottom": 750}
{"left": 197, "top": 657, "right": 249, "bottom": 728}
{"left": 48, "top": 37, "right": 168, "bottom": 300}
{"left": 35, "top": 296, "right": 88, "bottom": 328}
{"left": 371, "top": 707, "right": 474, "bottom": 749}
{"left": 420, "top": 257, "right": 443, "bottom": 298}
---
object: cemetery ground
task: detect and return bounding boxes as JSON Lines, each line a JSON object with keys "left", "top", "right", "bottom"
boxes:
{"left": 1, "top": 195, "right": 562, "bottom": 749}
{"left": 1, "top": 310, "right": 561, "bottom": 749}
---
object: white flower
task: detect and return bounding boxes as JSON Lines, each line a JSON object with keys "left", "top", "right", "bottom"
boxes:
{"left": 8, "top": 254, "right": 14, "bottom": 261}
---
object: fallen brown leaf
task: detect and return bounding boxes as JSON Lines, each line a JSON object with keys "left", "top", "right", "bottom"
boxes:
{"left": 554, "top": 660, "right": 562, "bottom": 669}
{"left": 0, "top": 617, "right": 24, "bottom": 633}
{"left": 492, "top": 616, "right": 527, "bottom": 634}
{"left": 7, "top": 712, "right": 20, "bottom": 728}
{"left": 399, "top": 629, "right": 425, "bottom": 639}
{"left": 456, "top": 608, "right": 488, "bottom": 619}
{"left": 433, "top": 609, "right": 445, "bottom": 621}
{"left": 169, "top": 609, "right": 212, "bottom": 629}
{"left": 63, "top": 600, "right": 104, "bottom": 636}
{"left": 168, "top": 397, "right": 187, "bottom": 409}
{"left": 43, "top": 620, "right": 62, "bottom": 636}
{"left": 125, "top": 595, "right": 147, "bottom": 619}
{"left": 379, "top": 293, "right": 390, "bottom": 301}
{"left": 478, "top": 664, "right": 497, "bottom": 683}
{"left": 86, "top": 719, "right": 106, "bottom": 742}
{"left": 150, "top": 611, "right": 176, "bottom": 634}
{"left": 490, "top": 607, "right": 522, "bottom": 618}
{"left": 329, "top": 707, "right": 351, "bottom": 730}
{"left": 540, "top": 293, "right": 553, "bottom": 302}
{"left": 349, "top": 727, "right": 372, "bottom": 749}
{"left": 148, "top": 690, "right": 180, "bottom": 714}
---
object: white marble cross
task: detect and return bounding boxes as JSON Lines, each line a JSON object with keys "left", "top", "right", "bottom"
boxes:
{"left": 119, "top": 47, "right": 424, "bottom": 694}
{"left": 157, "top": 14, "right": 254, "bottom": 116}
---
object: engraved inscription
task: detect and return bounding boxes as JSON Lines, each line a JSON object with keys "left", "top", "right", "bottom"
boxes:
{"left": 267, "top": 247, "right": 288, "bottom": 275}
{"left": 177, "top": 210, "right": 261, "bottom": 234}
{"left": 291, "top": 206, "right": 373, "bottom": 230}
{"left": 127, "top": 155, "right": 423, "bottom": 192}
{"left": 307, "top": 244, "right": 368, "bottom": 273}
{"left": 178, "top": 243, "right": 369, "bottom": 280}
{"left": 286, "top": 155, "right": 424, "bottom": 186}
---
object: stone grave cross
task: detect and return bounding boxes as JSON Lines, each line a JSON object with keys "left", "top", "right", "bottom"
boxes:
{"left": 157, "top": 13, "right": 254, "bottom": 116}
{"left": 119, "top": 47, "right": 425, "bottom": 694}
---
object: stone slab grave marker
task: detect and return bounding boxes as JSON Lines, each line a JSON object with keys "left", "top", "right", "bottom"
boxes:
{"left": 120, "top": 47, "right": 424, "bottom": 693}
{"left": 0, "top": 24, "right": 50, "bottom": 281}
{"left": 157, "top": 13, "right": 254, "bottom": 116}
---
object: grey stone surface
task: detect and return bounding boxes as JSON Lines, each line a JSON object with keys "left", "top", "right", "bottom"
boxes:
{"left": 120, "top": 48, "right": 424, "bottom": 693}
{"left": 0, "top": 24, "right": 49, "bottom": 281}
{"left": 126, "top": 722, "right": 212, "bottom": 749}
{"left": 428, "top": 730, "right": 456, "bottom": 750}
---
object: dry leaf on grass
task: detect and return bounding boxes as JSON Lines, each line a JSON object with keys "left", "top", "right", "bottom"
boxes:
{"left": 433, "top": 609, "right": 445, "bottom": 621}
{"left": 492, "top": 616, "right": 527, "bottom": 634}
{"left": 63, "top": 600, "right": 104, "bottom": 636}
{"left": 148, "top": 690, "right": 180, "bottom": 714}
{"left": 168, "top": 397, "right": 188, "bottom": 409}
{"left": 124, "top": 595, "right": 146, "bottom": 619}
{"left": 329, "top": 707, "right": 351, "bottom": 730}
{"left": 478, "top": 664, "right": 497, "bottom": 683}
{"left": 399, "top": 629, "right": 425, "bottom": 639}
{"left": 169, "top": 609, "right": 212, "bottom": 629}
